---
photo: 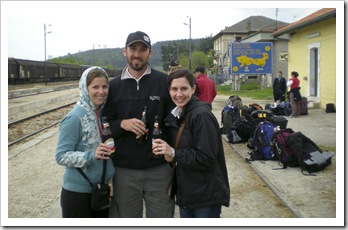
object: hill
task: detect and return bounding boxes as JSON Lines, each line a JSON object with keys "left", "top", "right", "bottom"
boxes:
{"left": 52, "top": 37, "right": 213, "bottom": 71}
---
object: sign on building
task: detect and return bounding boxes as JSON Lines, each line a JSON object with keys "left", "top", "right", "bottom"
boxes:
{"left": 231, "top": 42, "right": 273, "bottom": 74}
{"left": 279, "top": 52, "right": 288, "bottom": 61}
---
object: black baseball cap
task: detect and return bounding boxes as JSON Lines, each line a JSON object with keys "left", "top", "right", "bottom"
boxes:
{"left": 170, "top": 60, "right": 179, "bottom": 67}
{"left": 195, "top": 66, "right": 205, "bottom": 73}
{"left": 125, "top": 31, "right": 151, "bottom": 48}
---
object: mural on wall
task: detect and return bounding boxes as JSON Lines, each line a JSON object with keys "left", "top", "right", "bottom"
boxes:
{"left": 231, "top": 42, "right": 273, "bottom": 74}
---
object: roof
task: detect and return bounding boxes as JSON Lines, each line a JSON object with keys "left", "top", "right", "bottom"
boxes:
{"left": 272, "top": 8, "right": 336, "bottom": 37}
{"left": 212, "top": 15, "right": 288, "bottom": 40}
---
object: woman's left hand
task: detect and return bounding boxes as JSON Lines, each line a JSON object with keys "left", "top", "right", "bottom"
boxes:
{"left": 152, "top": 139, "right": 175, "bottom": 162}
{"left": 94, "top": 143, "right": 111, "bottom": 160}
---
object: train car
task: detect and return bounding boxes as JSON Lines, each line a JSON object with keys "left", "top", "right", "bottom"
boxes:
{"left": 8, "top": 57, "right": 120, "bottom": 84}
{"left": 56, "top": 63, "right": 83, "bottom": 81}
{"left": 8, "top": 58, "right": 59, "bottom": 84}
{"left": 80, "top": 65, "right": 121, "bottom": 79}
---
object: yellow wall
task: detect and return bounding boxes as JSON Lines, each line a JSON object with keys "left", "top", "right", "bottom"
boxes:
{"left": 288, "top": 18, "right": 336, "bottom": 109}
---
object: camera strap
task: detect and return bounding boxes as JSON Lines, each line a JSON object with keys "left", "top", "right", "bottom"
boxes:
{"left": 77, "top": 160, "right": 107, "bottom": 187}
{"left": 175, "top": 111, "right": 191, "bottom": 148}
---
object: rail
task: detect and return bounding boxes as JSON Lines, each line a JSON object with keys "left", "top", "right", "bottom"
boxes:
{"left": 8, "top": 102, "right": 76, "bottom": 147}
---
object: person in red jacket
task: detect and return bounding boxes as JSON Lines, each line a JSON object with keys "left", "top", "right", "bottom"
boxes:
{"left": 287, "top": 71, "right": 302, "bottom": 117}
{"left": 194, "top": 66, "right": 217, "bottom": 104}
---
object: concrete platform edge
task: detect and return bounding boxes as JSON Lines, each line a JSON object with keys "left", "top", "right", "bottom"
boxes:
{"left": 222, "top": 135, "right": 303, "bottom": 218}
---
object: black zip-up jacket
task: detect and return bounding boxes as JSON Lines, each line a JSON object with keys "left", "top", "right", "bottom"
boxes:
{"left": 273, "top": 77, "right": 287, "bottom": 93}
{"left": 164, "top": 96, "right": 230, "bottom": 209}
{"left": 102, "top": 67, "right": 174, "bottom": 169}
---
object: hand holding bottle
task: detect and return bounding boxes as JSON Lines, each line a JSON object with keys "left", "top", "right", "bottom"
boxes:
{"left": 95, "top": 143, "right": 112, "bottom": 160}
{"left": 152, "top": 139, "right": 175, "bottom": 162}
{"left": 102, "top": 117, "right": 115, "bottom": 156}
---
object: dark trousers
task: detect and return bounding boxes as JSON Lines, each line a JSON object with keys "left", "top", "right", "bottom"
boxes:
{"left": 274, "top": 91, "right": 285, "bottom": 102}
{"left": 60, "top": 188, "right": 109, "bottom": 218}
{"left": 179, "top": 205, "right": 222, "bottom": 218}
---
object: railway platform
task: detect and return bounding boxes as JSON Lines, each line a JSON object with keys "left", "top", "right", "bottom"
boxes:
{"left": 8, "top": 83, "right": 78, "bottom": 99}
{"left": 8, "top": 86, "right": 79, "bottom": 122}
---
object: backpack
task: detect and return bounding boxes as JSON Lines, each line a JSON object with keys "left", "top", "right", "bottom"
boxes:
{"left": 226, "top": 95, "right": 243, "bottom": 108}
{"left": 283, "top": 102, "right": 292, "bottom": 116}
{"left": 226, "top": 128, "right": 243, "bottom": 143}
{"left": 224, "top": 106, "right": 252, "bottom": 143}
{"left": 250, "top": 121, "right": 276, "bottom": 160}
{"left": 325, "top": 103, "right": 336, "bottom": 113}
{"left": 231, "top": 115, "right": 254, "bottom": 142}
{"left": 285, "top": 132, "right": 335, "bottom": 175}
{"left": 221, "top": 105, "right": 241, "bottom": 135}
{"left": 272, "top": 128, "right": 299, "bottom": 169}
{"left": 250, "top": 110, "right": 273, "bottom": 129}
{"left": 248, "top": 103, "right": 263, "bottom": 113}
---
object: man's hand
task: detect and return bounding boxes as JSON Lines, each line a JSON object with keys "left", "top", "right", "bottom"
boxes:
{"left": 120, "top": 118, "right": 147, "bottom": 138}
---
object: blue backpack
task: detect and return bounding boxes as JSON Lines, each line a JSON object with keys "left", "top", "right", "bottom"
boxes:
{"left": 251, "top": 121, "right": 276, "bottom": 160}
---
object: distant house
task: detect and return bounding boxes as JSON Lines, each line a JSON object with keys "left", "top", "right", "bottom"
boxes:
{"left": 273, "top": 8, "right": 336, "bottom": 109}
{"left": 212, "top": 15, "right": 288, "bottom": 72}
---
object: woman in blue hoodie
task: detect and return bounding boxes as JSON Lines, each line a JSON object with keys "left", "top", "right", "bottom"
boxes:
{"left": 56, "top": 66, "right": 115, "bottom": 218}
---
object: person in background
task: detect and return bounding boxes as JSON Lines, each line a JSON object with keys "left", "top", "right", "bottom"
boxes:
{"left": 102, "top": 31, "right": 175, "bottom": 218}
{"left": 273, "top": 71, "right": 287, "bottom": 102}
{"left": 152, "top": 68, "right": 230, "bottom": 218}
{"left": 168, "top": 59, "right": 182, "bottom": 75}
{"left": 56, "top": 66, "right": 115, "bottom": 218}
{"left": 194, "top": 65, "right": 217, "bottom": 104}
{"left": 287, "top": 71, "right": 302, "bottom": 117}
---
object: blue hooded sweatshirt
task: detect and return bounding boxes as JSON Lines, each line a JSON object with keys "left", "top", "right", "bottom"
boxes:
{"left": 56, "top": 66, "right": 115, "bottom": 193}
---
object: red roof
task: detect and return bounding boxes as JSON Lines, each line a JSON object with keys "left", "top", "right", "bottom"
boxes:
{"left": 273, "top": 8, "right": 336, "bottom": 36}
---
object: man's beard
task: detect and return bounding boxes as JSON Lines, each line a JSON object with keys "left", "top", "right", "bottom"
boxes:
{"left": 127, "top": 57, "right": 147, "bottom": 72}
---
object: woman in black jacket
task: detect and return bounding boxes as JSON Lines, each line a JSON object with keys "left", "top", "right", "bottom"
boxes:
{"left": 152, "top": 69, "right": 230, "bottom": 218}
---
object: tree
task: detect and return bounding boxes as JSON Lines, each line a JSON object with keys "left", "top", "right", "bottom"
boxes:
{"left": 191, "top": 51, "right": 209, "bottom": 70}
{"left": 197, "top": 36, "right": 213, "bottom": 54}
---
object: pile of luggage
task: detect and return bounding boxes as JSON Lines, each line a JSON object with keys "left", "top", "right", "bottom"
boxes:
{"left": 221, "top": 95, "right": 335, "bottom": 175}
{"left": 221, "top": 95, "right": 289, "bottom": 144}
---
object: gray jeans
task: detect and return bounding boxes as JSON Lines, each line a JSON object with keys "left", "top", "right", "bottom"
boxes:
{"left": 109, "top": 163, "right": 175, "bottom": 218}
{"left": 289, "top": 92, "right": 301, "bottom": 116}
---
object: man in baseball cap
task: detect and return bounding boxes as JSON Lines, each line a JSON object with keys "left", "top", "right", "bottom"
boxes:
{"left": 125, "top": 31, "right": 151, "bottom": 48}
{"left": 103, "top": 31, "right": 175, "bottom": 218}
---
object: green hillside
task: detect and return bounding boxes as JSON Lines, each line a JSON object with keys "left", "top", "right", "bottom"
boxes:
{"left": 50, "top": 37, "right": 213, "bottom": 72}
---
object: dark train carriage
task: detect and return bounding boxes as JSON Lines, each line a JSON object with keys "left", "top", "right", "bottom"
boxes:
{"left": 8, "top": 58, "right": 59, "bottom": 84}
{"left": 103, "top": 67, "right": 116, "bottom": 78}
{"left": 8, "top": 58, "right": 20, "bottom": 84}
{"left": 80, "top": 65, "right": 120, "bottom": 78}
{"left": 56, "top": 63, "right": 83, "bottom": 80}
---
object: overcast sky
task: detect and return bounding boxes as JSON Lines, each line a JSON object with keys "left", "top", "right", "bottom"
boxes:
{"left": 2, "top": 1, "right": 341, "bottom": 61}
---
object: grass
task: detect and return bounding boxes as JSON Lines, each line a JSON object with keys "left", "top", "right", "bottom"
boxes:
{"left": 216, "top": 83, "right": 274, "bottom": 100}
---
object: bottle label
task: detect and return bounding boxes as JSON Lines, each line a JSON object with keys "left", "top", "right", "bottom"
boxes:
{"left": 105, "top": 138, "right": 115, "bottom": 153}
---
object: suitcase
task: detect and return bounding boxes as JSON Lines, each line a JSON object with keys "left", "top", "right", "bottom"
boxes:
{"left": 300, "top": 97, "right": 308, "bottom": 115}
{"left": 270, "top": 116, "right": 288, "bottom": 130}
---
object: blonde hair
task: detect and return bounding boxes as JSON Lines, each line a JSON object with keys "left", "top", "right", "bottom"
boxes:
{"left": 168, "top": 65, "right": 183, "bottom": 75}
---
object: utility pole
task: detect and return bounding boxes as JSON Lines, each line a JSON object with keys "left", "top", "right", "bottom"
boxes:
{"left": 44, "top": 23, "right": 51, "bottom": 85}
{"left": 184, "top": 16, "right": 192, "bottom": 70}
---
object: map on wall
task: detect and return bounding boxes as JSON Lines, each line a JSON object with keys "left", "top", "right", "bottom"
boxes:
{"left": 231, "top": 42, "right": 273, "bottom": 74}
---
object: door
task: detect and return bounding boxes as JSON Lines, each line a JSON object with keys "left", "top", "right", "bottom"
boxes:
{"left": 309, "top": 47, "right": 319, "bottom": 97}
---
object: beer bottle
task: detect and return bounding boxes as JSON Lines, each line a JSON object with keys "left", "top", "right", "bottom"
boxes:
{"left": 102, "top": 116, "right": 115, "bottom": 155}
{"left": 138, "top": 106, "right": 149, "bottom": 144}
{"left": 152, "top": 115, "right": 163, "bottom": 158}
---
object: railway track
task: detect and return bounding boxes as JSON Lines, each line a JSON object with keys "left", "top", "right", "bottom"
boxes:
{"left": 8, "top": 102, "right": 75, "bottom": 147}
